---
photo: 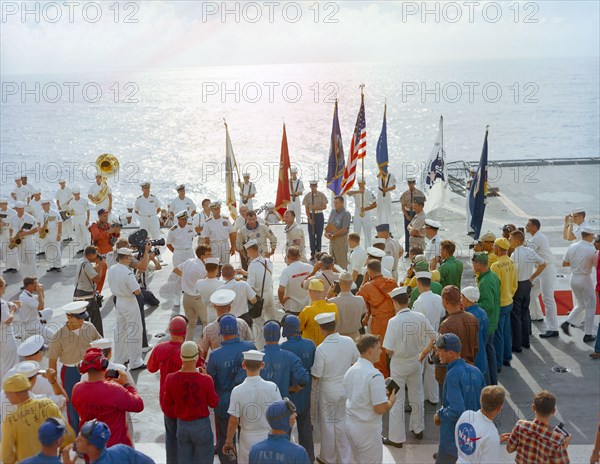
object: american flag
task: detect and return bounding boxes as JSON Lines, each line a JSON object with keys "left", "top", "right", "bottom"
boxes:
{"left": 341, "top": 92, "right": 366, "bottom": 194}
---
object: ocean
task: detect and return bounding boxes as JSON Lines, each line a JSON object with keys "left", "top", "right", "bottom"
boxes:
{"left": 1, "top": 57, "right": 598, "bottom": 213}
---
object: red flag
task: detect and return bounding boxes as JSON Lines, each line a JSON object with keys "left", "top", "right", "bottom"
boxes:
{"left": 275, "top": 123, "right": 291, "bottom": 219}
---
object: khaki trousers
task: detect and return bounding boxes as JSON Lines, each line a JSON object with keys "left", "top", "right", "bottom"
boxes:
{"left": 182, "top": 292, "right": 208, "bottom": 341}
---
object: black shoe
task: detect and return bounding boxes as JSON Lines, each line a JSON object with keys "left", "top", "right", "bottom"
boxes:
{"left": 404, "top": 404, "right": 412, "bottom": 414}
{"left": 522, "top": 344, "right": 531, "bottom": 349}
{"left": 55, "top": 267, "right": 62, "bottom": 272}
{"left": 382, "top": 437, "right": 403, "bottom": 448}
{"left": 539, "top": 331, "right": 559, "bottom": 338}
{"left": 47, "top": 267, "right": 55, "bottom": 272}
{"left": 412, "top": 431, "right": 424, "bottom": 439}
{"left": 560, "top": 321, "right": 571, "bottom": 336}
{"left": 583, "top": 335, "right": 597, "bottom": 343}
{"left": 497, "top": 367, "right": 502, "bottom": 374}
{"left": 130, "top": 363, "right": 147, "bottom": 371}
{"left": 512, "top": 347, "right": 522, "bottom": 353}
{"left": 3, "top": 268, "right": 16, "bottom": 274}
{"left": 503, "top": 361, "right": 511, "bottom": 367}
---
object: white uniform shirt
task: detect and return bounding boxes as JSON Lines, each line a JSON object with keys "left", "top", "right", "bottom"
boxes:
{"left": 279, "top": 261, "right": 312, "bottom": 313}
{"left": 424, "top": 234, "right": 441, "bottom": 261}
{"left": 1, "top": 299, "right": 15, "bottom": 337}
{"left": 166, "top": 224, "right": 195, "bottom": 250}
{"left": 39, "top": 209, "right": 62, "bottom": 232}
{"left": 201, "top": 216, "right": 233, "bottom": 242}
{"left": 0, "top": 208, "right": 17, "bottom": 234}
{"left": 352, "top": 189, "right": 376, "bottom": 217}
{"left": 239, "top": 182, "right": 256, "bottom": 205}
{"left": 28, "top": 199, "right": 44, "bottom": 221}
{"left": 134, "top": 194, "right": 162, "bottom": 217}
{"left": 228, "top": 375, "right": 281, "bottom": 432}
{"left": 18, "top": 290, "right": 39, "bottom": 324}
{"left": 194, "top": 210, "right": 213, "bottom": 229}
{"left": 572, "top": 220, "right": 592, "bottom": 241}
{"left": 344, "top": 357, "right": 387, "bottom": 423}
{"left": 455, "top": 410, "right": 501, "bottom": 464}
{"left": 289, "top": 179, "right": 304, "bottom": 199}
{"left": 69, "top": 197, "right": 90, "bottom": 218}
{"left": 195, "top": 278, "right": 225, "bottom": 315}
{"left": 169, "top": 196, "right": 197, "bottom": 216}
{"left": 55, "top": 188, "right": 73, "bottom": 210}
{"left": 512, "top": 245, "right": 545, "bottom": 281}
{"left": 563, "top": 240, "right": 597, "bottom": 275}
{"left": 348, "top": 246, "right": 368, "bottom": 274}
{"left": 222, "top": 279, "right": 256, "bottom": 317}
{"left": 312, "top": 333, "right": 359, "bottom": 382}
{"left": 8, "top": 213, "right": 37, "bottom": 242}
{"left": 412, "top": 290, "right": 445, "bottom": 330}
{"left": 247, "top": 257, "right": 273, "bottom": 297}
{"left": 107, "top": 262, "right": 140, "bottom": 298}
{"left": 528, "top": 231, "right": 555, "bottom": 266}
{"left": 12, "top": 185, "right": 30, "bottom": 203}
{"left": 383, "top": 308, "right": 435, "bottom": 362}
{"left": 88, "top": 182, "right": 111, "bottom": 210}
{"left": 177, "top": 258, "right": 207, "bottom": 295}
{"left": 377, "top": 173, "right": 396, "bottom": 200}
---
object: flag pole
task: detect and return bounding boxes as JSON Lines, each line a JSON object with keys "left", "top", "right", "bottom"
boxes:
{"left": 359, "top": 84, "right": 365, "bottom": 217}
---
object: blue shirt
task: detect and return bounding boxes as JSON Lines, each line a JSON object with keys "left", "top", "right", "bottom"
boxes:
{"left": 21, "top": 453, "right": 61, "bottom": 464}
{"left": 280, "top": 336, "right": 316, "bottom": 414}
{"left": 438, "top": 358, "right": 485, "bottom": 457}
{"left": 465, "top": 304, "right": 490, "bottom": 377}
{"left": 207, "top": 337, "right": 256, "bottom": 416}
{"left": 256, "top": 344, "right": 309, "bottom": 399}
{"left": 249, "top": 434, "right": 311, "bottom": 464}
{"left": 92, "top": 444, "right": 155, "bottom": 464}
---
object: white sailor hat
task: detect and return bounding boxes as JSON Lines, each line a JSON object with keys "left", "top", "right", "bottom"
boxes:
{"left": 0, "top": 198, "right": 8, "bottom": 203}
{"left": 290, "top": 167, "right": 298, "bottom": 173}
{"left": 581, "top": 225, "right": 597, "bottom": 234}
{"left": 13, "top": 201, "right": 26, "bottom": 208}
{"left": 13, "top": 360, "right": 41, "bottom": 378}
{"left": 41, "top": 199, "right": 51, "bottom": 204}
{"left": 210, "top": 289, "right": 236, "bottom": 307}
{"left": 176, "top": 184, "right": 185, "bottom": 191}
{"left": 90, "top": 338, "right": 113, "bottom": 350}
{"left": 126, "top": 213, "right": 133, "bottom": 218}
{"left": 425, "top": 219, "right": 442, "bottom": 229}
{"left": 372, "top": 238, "right": 386, "bottom": 246}
{"left": 32, "top": 189, "right": 41, "bottom": 195}
{"left": 176, "top": 210, "right": 188, "bottom": 219}
{"left": 60, "top": 301, "right": 89, "bottom": 318}
{"left": 366, "top": 247, "right": 386, "bottom": 258}
{"left": 72, "top": 188, "right": 80, "bottom": 194}
{"left": 116, "top": 248, "right": 134, "bottom": 256}
{"left": 17, "top": 335, "right": 46, "bottom": 357}
{"left": 309, "top": 179, "right": 319, "bottom": 185}
{"left": 127, "top": 203, "right": 134, "bottom": 209}
{"left": 39, "top": 308, "right": 53, "bottom": 322}
{"left": 314, "top": 312, "right": 336, "bottom": 325}
{"left": 242, "top": 172, "right": 250, "bottom": 177}
{"left": 210, "top": 201, "right": 222, "bottom": 208}
{"left": 14, "top": 175, "right": 21, "bottom": 181}
{"left": 58, "top": 179, "right": 66, "bottom": 183}
{"left": 243, "top": 350, "right": 265, "bottom": 361}
{"left": 244, "top": 239, "right": 258, "bottom": 250}
{"left": 141, "top": 182, "right": 151, "bottom": 188}
{"left": 266, "top": 202, "right": 275, "bottom": 209}
{"left": 461, "top": 286, "right": 480, "bottom": 303}
{"left": 571, "top": 207, "right": 585, "bottom": 214}
{"left": 205, "top": 257, "right": 220, "bottom": 266}
{"left": 388, "top": 287, "right": 408, "bottom": 298}
{"left": 407, "top": 176, "right": 417, "bottom": 182}
{"left": 415, "top": 271, "right": 432, "bottom": 280}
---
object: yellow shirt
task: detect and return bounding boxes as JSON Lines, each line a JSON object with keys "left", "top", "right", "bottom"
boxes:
{"left": 405, "top": 269, "right": 441, "bottom": 288}
{"left": 1, "top": 397, "right": 71, "bottom": 463}
{"left": 298, "top": 300, "right": 338, "bottom": 346}
{"left": 491, "top": 255, "right": 518, "bottom": 307}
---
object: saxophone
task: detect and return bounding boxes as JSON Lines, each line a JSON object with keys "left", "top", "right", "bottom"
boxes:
{"left": 39, "top": 216, "right": 50, "bottom": 239}
{"left": 8, "top": 225, "right": 26, "bottom": 249}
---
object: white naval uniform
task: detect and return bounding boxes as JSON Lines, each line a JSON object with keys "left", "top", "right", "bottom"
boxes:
{"left": 424, "top": 234, "right": 441, "bottom": 263}
{"left": 69, "top": 197, "right": 90, "bottom": 251}
{"left": 284, "top": 221, "right": 307, "bottom": 261}
{"left": 8, "top": 213, "right": 38, "bottom": 277}
{"left": 134, "top": 194, "right": 162, "bottom": 238}
{"left": 107, "top": 262, "right": 144, "bottom": 369}
{"left": 0, "top": 299, "right": 18, "bottom": 379}
{"left": 200, "top": 216, "right": 233, "bottom": 264}
{"left": 166, "top": 223, "right": 196, "bottom": 306}
{"left": 343, "top": 357, "right": 388, "bottom": 464}
{"left": 1, "top": 207, "right": 19, "bottom": 270}
{"left": 527, "top": 231, "right": 559, "bottom": 329}
{"left": 12, "top": 185, "right": 30, "bottom": 203}
{"left": 289, "top": 178, "right": 304, "bottom": 224}
{"left": 352, "top": 189, "right": 376, "bottom": 248}
{"left": 563, "top": 220, "right": 592, "bottom": 326}
{"left": 312, "top": 332, "right": 359, "bottom": 464}
{"left": 239, "top": 181, "right": 256, "bottom": 210}
{"left": 18, "top": 290, "right": 55, "bottom": 343}
{"left": 28, "top": 200, "right": 44, "bottom": 251}
{"left": 564, "top": 240, "right": 597, "bottom": 335}
{"left": 247, "top": 256, "right": 276, "bottom": 322}
{"left": 38, "top": 209, "right": 63, "bottom": 269}
{"left": 376, "top": 173, "right": 395, "bottom": 226}
{"left": 385, "top": 237, "right": 402, "bottom": 280}
{"left": 169, "top": 196, "right": 197, "bottom": 217}
{"left": 56, "top": 187, "right": 73, "bottom": 240}
{"left": 228, "top": 376, "right": 282, "bottom": 464}
{"left": 88, "top": 182, "right": 111, "bottom": 213}
{"left": 383, "top": 308, "right": 435, "bottom": 444}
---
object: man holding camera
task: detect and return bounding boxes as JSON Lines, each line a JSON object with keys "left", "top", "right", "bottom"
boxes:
{"left": 74, "top": 246, "right": 107, "bottom": 336}
{"left": 89, "top": 208, "right": 120, "bottom": 292}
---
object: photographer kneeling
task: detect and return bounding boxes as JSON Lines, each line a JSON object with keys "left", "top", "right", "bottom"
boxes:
{"left": 74, "top": 246, "right": 107, "bottom": 336}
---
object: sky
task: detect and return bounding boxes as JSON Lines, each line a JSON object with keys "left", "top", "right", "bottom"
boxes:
{"left": 1, "top": 1, "right": 599, "bottom": 75}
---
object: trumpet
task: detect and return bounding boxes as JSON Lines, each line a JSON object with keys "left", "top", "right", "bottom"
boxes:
{"left": 91, "top": 154, "right": 119, "bottom": 205}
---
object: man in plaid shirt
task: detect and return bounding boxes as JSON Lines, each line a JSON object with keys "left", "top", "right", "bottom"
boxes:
{"left": 502, "top": 390, "right": 570, "bottom": 463}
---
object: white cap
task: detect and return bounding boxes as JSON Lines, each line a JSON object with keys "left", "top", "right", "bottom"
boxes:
{"left": 125, "top": 213, "right": 133, "bottom": 218}
{"left": 176, "top": 210, "right": 188, "bottom": 218}
{"left": 117, "top": 248, "right": 134, "bottom": 256}
{"left": 205, "top": 257, "right": 220, "bottom": 266}
{"left": 39, "top": 308, "right": 53, "bottom": 322}
{"left": 210, "top": 289, "right": 236, "bottom": 306}
{"left": 314, "top": 312, "right": 336, "bottom": 325}
{"left": 0, "top": 198, "right": 8, "bottom": 203}
{"left": 58, "top": 179, "right": 66, "bottom": 183}
{"left": 13, "top": 360, "right": 41, "bottom": 378}
{"left": 388, "top": 287, "right": 408, "bottom": 298}
{"left": 415, "top": 271, "right": 432, "bottom": 280}
{"left": 266, "top": 202, "right": 274, "bottom": 208}
{"left": 210, "top": 201, "right": 221, "bottom": 208}
{"left": 571, "top": 207, "right": 585, "bottom": 214}
{"left": 581, "top": 225, "right": 597, "bottom": 234}
{"left": 17, "top": 335, "right": 45, "bottom": 357}
{"left": 461, "top": 286, "right": 480, "bottom": 303}
{"left": 72, "top": 188, "right": 80, "bottom": 194}
{"left": 60, "top": 301, "right": 88, "bottom": 315}
{"left": 14, "top": 201, "right": 25, "bottom": 208}
{"left": 244, "top": 239, "right": 258, "bottom": 250}
{"left": 127, "top": 203, "right": 134, "bottom": 209}
{"left": 372, "top": 238, "right": 386, "bottom": 246}
{"left": 309, "top": 179, "right": 319, "bottom": 185}
{"left": 32, "top": 189, "right": 41, "bottom": 195}
{"left": 407, "top": 176, "right": 417, "bottom": 182}
{"left": 243, "top": 350, "right": 264, "bottom": 361}
{"left": 290, "top": 167, "right": 298, "bottom": 173}
{"left": 141, "top": 182, "right": 151, "bottom": 188}
{"left": 41, "top": 199, "right": 51, "bottom": 204}
{"left": 90, "top": 338, "right": 113, "bottom": 350}
{"left": 425, "top": 219, "right": 442, "bottom": 229}
{"left": 14, "top": 175, "right": 21, "bottom": 180}
{"left": 366, "top": 247, "right": 386, "bottom": 258}
{"left": 242, "top": 172, "right": 250, "bottom": 177}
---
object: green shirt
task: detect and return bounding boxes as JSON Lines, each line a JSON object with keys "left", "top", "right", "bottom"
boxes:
{"left": 476, "top": 270, "right": 501, "bottom": 335}
{"left": 408, "top": 281, "right": 443, "bottom": 308}
{"left": 439, "top": 256, "right": 463, "bottom": 288}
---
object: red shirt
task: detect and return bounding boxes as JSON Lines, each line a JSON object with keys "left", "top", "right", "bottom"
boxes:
{"left": 89, "top": 222, "right": 119, "bottom": 254}
{"left": 507, "top": 418, "right": 570, "bottom": 464}
{"left": 147, "top": 340, "right": 205, "bottom": 417}
{"left": 72, "top": 380, "right": 144, "bottom": 447}
{"left": 162, "top": 371, "right": 218, "bottom": 421}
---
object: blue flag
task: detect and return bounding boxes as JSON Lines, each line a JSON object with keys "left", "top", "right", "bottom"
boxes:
{"left": 327, "top": 100, "right": 345, "bottom": 195}
{"left": 468, "top": 127, "right": 489, "bottom": 239}
{"left": 376, "top": 104, "right": 388, "bottom": 177}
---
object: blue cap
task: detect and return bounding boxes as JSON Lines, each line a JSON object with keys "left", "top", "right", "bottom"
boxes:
{"left": 436, "top": 333, "right": 462, "bottom": 353}
{"left": 219, "top": 314, "right": 238, "bottom": 336}
{"left": 375, "top": 223, "right": 390, "bottom": 232}
{"left": 81, "top": 420, "right": 111, "bottom": 449}
{"left": 267, "top": 400, "right": 293, "bottom": 434}
{"left": 263, "top": 321, "right": 281, "bottom": 342}
{"left": 38, "top": 418, "right": 66, "bottom": 445}
{"left": 282, "top": 315, "right": 300, "bottom": 337}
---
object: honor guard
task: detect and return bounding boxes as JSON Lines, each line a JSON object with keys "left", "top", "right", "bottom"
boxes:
{"left": 400, "top": 176, "right": 425, "bottom": 254}
{"left": 55, "top": 179, "right": 73, "bottom": 241}
{"left": 168, "top": 184, "right": 197, "bottom": 220}
{"left": 38, "top": 199, "right": 63, "bottom": 272}
{"left": 407, "top": 195, "right": 427, "bottom": 249}
{"left": 0, "top": 199, "right": 19, "bottom": 272}
{"left": 134, "top": 182, "right": 162, "bottom": 239}
{"left": 88, "top": 172, "right": 112, "bottom": 214}
{"left": 166, "top": 211, "right": 196, "bottom": 308}
{"left": 346, "top": 180, "right": 377, "bottom": 248}
{"left": 8, "top": 201, "right": 39, "bottom": 277}
{"left": 239, "top": 172, "right": 257, "bottom": 210}
{"left": 288, "top": 167, "right": 304, "bottom": 224}
{"left": 302, "top": 180, "right": 328, "bottom": 261}
{"left": 377, "top": 171, "right": 396, "bottom": 227}
{"left": 201, "top": 201, "right": 235, "bottom": 264}
{"left": 68, "top": 188, "right": 91, "bottom": 254}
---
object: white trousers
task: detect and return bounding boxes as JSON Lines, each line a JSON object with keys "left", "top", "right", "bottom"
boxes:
{"left": 17, "top": 238, "right": 37, "bottom": 277}
{"left": 422, "top": 358, "right": 438, "bottom": 404}
{"left": 389, "top": 359, "right": 425, "bottom": 443}
{"left": 0, "top": 329, "right": 18, "bottom": 380}
{"left": 290, "top": 198, "right": 302, "bottom": 224}
{"left": 353, "top": 215, "right": 372, "bottom": 248}
{"left": 238, "top": 429, "right": 267, "bottom": 464}
{"left": 41, "top": 236, "right": 62, "bottom": 268}
{"left": 138, "top": 215, "right": 161, "bottom": 239}
{"left": 113, "top": 296, "right": 144, "bottom": 368}
{"left": 346, "top": 418, "right": 382, "bottom": 464}
{"left": 211, "top": 240, "right": 230, "bottom": 265}
{"left": 566, "top": 274, "right": 596, "bottom": 335}
{"left": 169, "top": 249, "right": 194, "bottom": 306}
{"left": 317, "top": 381, "right": 351, "bottom": 464}
{"left": 61, "top": 217, "right": 73, "bottom": 240}
{"left": 72, "top": 217, "right": 90, "bottom": 252}
{"left": 530, "top": 264, "right": 558, "bottom": 331}
{"left": 1, "top": 230, "right": 19, "bottom": 270}
{"left": 377, "top": 197, "right": 393, "bottom": 227}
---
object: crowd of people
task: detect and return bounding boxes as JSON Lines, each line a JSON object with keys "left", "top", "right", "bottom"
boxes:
{"left": 1, "top": 172, "right": 599, "bottom": 464}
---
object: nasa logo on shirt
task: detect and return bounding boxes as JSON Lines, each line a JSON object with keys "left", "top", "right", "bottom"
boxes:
{"left": 457, "top": 422, "right": 480, "bottom": 455}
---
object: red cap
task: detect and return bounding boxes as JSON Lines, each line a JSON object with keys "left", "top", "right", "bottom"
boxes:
{"left": 169, "top": 316, "right": 187, "bottom": 336}
{"left": 79, "top": 348, "right": 107, "bottom": 374}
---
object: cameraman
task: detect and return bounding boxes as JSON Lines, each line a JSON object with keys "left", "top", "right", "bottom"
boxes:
{"left": 89, "top": 209, "right": 121, "bottom": 292}
{"left": 74, "top": 245, "right": 107, "bottom": 336}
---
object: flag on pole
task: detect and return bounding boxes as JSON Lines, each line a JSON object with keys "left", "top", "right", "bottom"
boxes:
{"left": 275, "top": 123, "right": 291, "bottom": 219}
{"left": 376, "top": 103, "right": 388, "bottom": 178}
{"left": 224, "top": 120, "right": 240, "bottom": 220}
{"left": 326, "top": 100, "right": 345, "bottom": 195}
{"left": 341, "top": 91, "right": 367, "bottom": 194}
{"left": 468, "top": 126, "right": 489, "bottom": 239}
{"left": 423, "top": 115, "right": 449, "bottom": 213}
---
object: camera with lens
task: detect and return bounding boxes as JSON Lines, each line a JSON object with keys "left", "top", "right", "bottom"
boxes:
{"left": 96, "top": 254, "right": 106, "bottom": 261}
{"left": 128, "top": 229, "right": 165, "bottom": 257}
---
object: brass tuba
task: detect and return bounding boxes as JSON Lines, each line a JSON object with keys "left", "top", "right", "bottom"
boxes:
{"left": 91, "top": 154, "right": 120, "bottom": 205}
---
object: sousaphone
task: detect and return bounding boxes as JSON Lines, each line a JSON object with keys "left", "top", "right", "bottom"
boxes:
{"left": 91, "top": 154, "right": 120, "bottom": 205}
